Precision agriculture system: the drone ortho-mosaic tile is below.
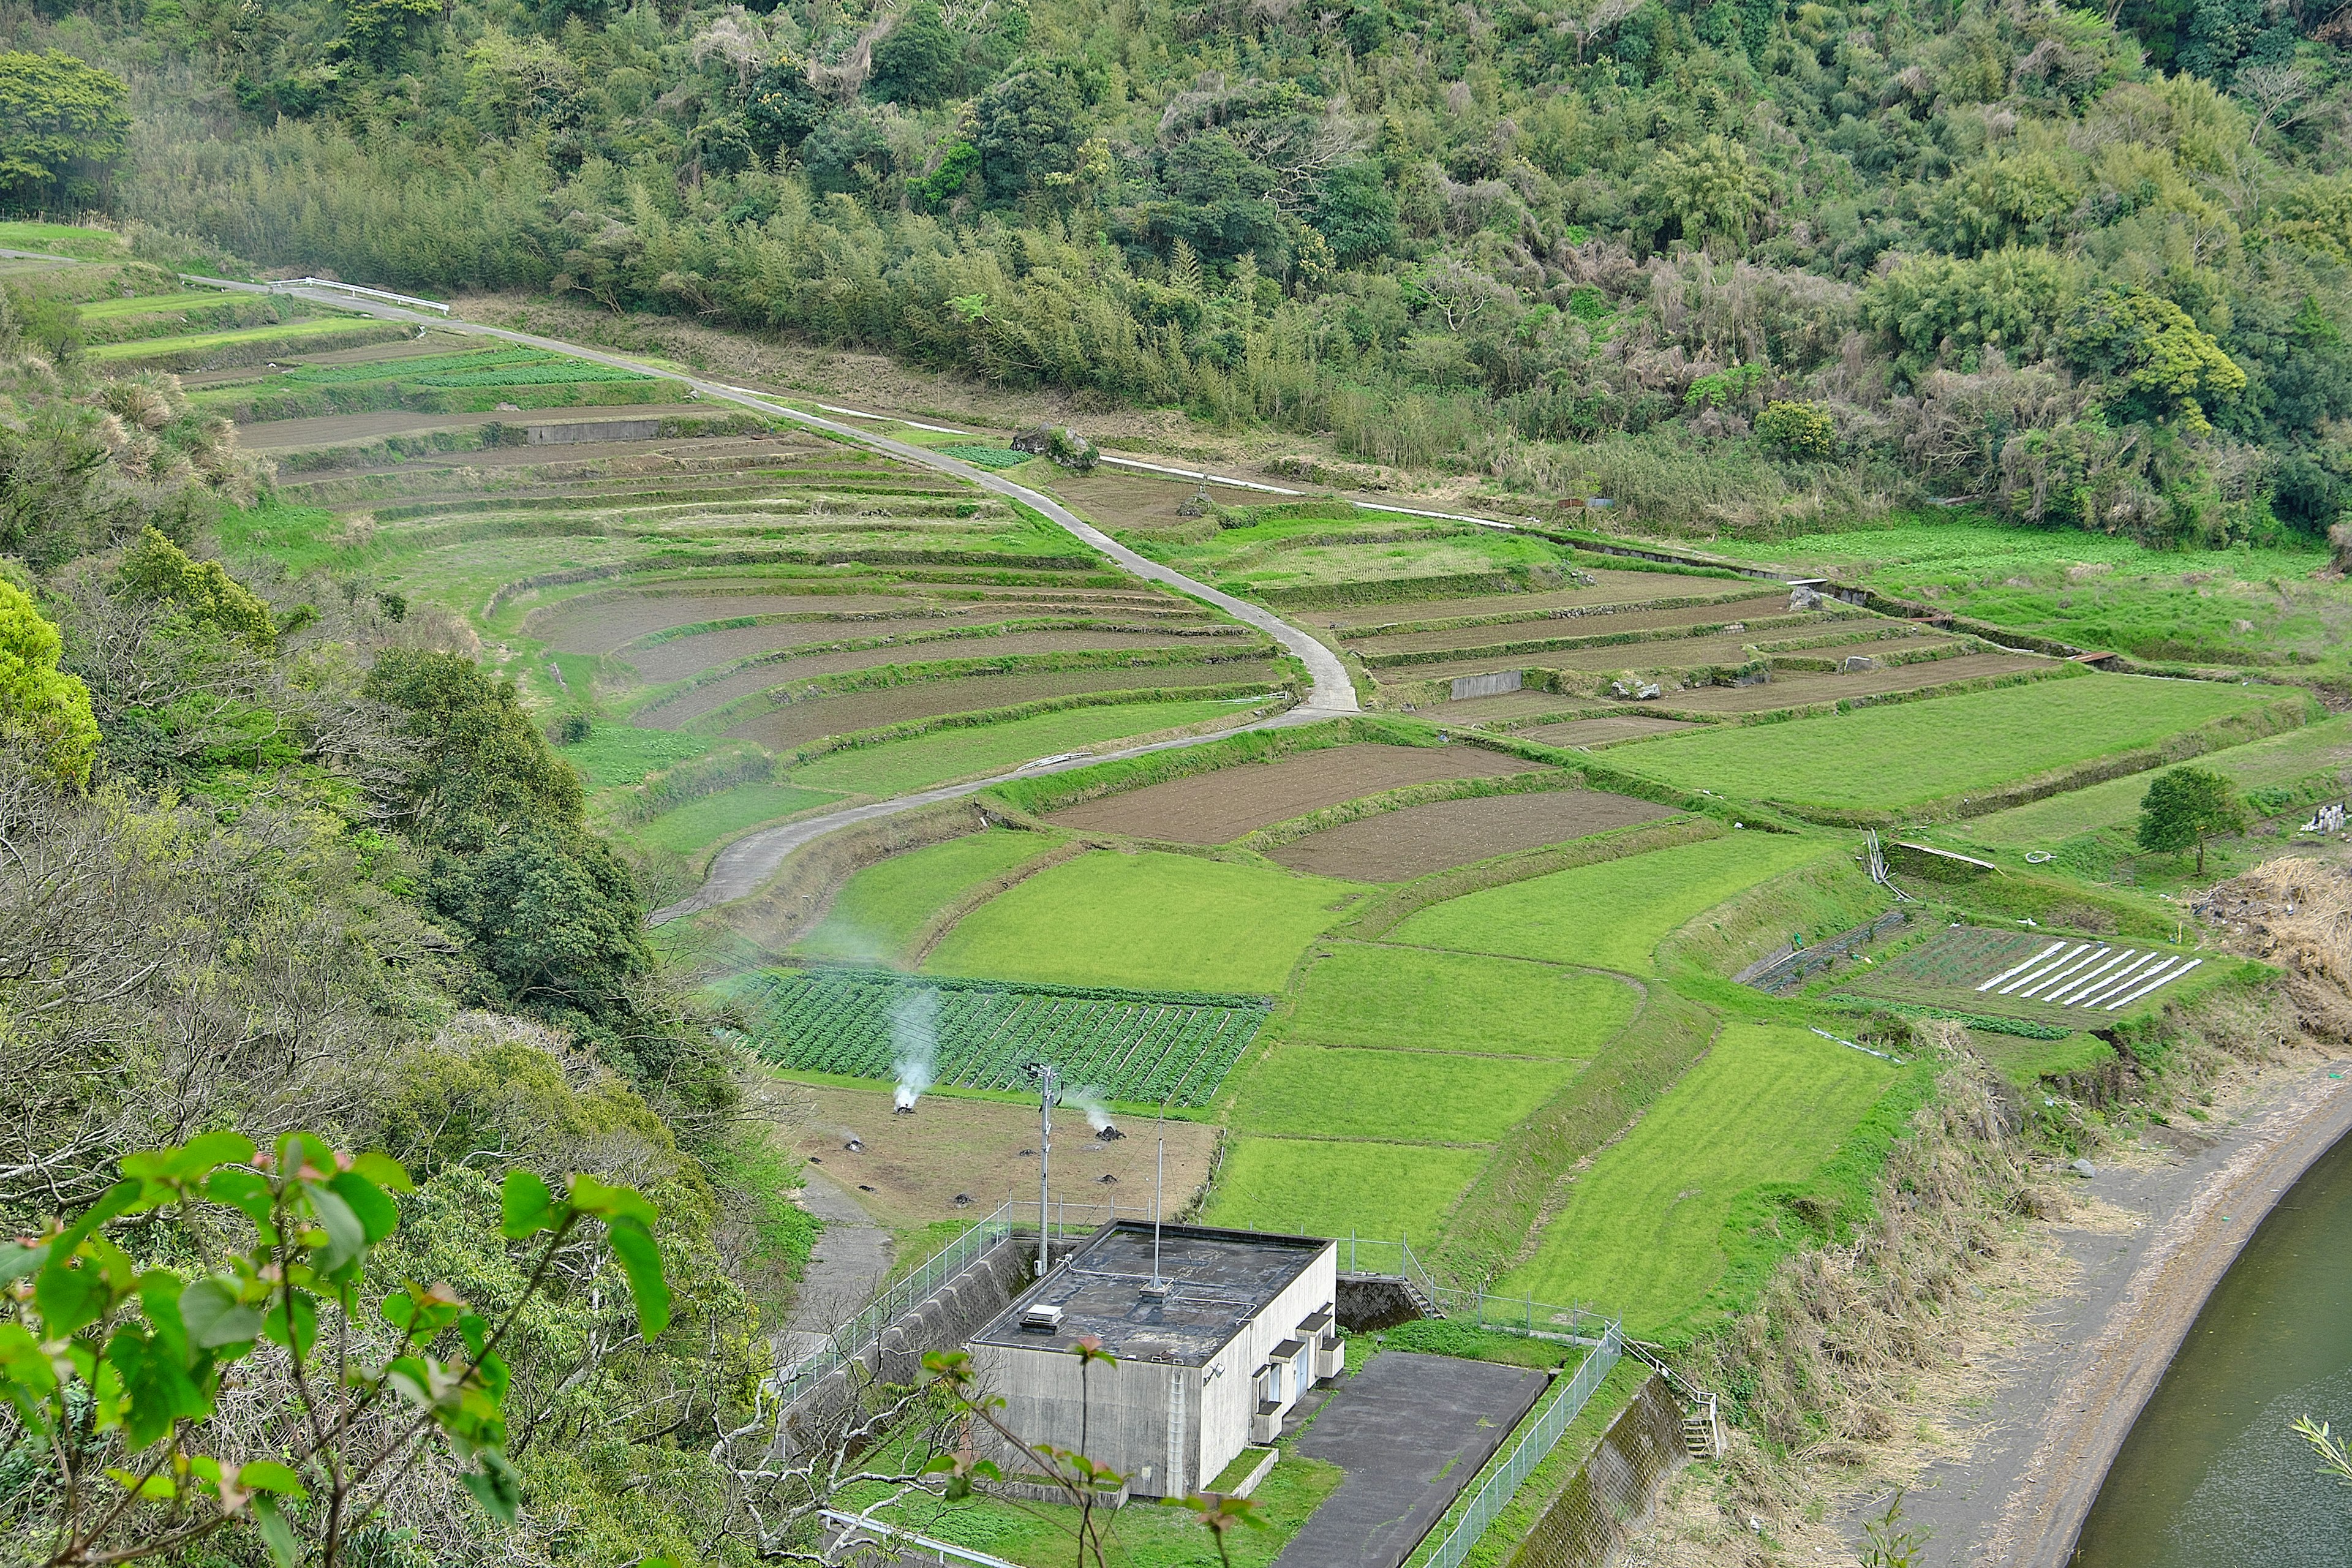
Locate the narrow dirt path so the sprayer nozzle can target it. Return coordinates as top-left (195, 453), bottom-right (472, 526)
top-left (774, 1165), bottom-right (894, 1365)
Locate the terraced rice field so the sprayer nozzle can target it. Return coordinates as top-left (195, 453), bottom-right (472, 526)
top-left (1044, 742), bottom-right (1544, 843)
top-left (745, 968), bottom-right (1270, 1106)
top-left (1831, 925), bottom-right (2227, 1026)
top-left (1316, 571), bottom-right (1759, 631)
top-left (722, 661), bottom-right (1286, 750)
top-left (1348, 594), bottom-right (1805, 663)
top-left (1605, 674), bottom-right (2297, 814)
top-left (1652, 652), bottom-right (2050, 714)
top-left (1267, 788), bottom-right (1680, 881)
top-left (1514, 715), bottom-right (1696, 747)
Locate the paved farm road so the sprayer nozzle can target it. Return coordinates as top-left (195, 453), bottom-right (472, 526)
top-left (192, 277), bottom-right (1362, 918)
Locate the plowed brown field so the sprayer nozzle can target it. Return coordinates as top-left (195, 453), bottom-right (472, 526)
top-left (1268, 788), bottom-right (1678, 881)
top-left (1044, 742), bottom-right (1545, 843)
top-left (723, 660), bottom-right (1285, 748)
top-left (1316, 571), bottom-right (1754, 630)
top-left (1539, 631), bottom-right (1960, 673)
top-left (529, 590), bottom-right (921, 652)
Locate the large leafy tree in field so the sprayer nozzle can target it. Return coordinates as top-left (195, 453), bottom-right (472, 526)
top-left (2137, 764), bottom-right (2247, 873)
top-left (0, 50), bottom-right (127, 208)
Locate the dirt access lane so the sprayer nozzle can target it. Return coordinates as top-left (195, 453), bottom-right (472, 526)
top-left (1882, 1058), bottom-right (2352, 1567)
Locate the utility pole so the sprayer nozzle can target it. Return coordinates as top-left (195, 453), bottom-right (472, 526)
top-left (1034, 1063), bottom-right (1059, 1277)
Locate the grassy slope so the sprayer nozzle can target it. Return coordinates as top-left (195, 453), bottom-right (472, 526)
top-left (1388, 833), bottom-right (1834, 973)
top-left (786, 696), bottom-right (1275, 794)
top-left (559, 725), bottom-right (711, 787)
top-left (925, 850), bottom-right (1369, 993)
top-left (1608, 675), bottom-right (2280, 811)
top-left (796, 829), bottom-right (1060, 963)
top-left (1500, 1023), bottom-right (1899, 1336)
top-left (1286, 944), bottom-right (1642, 1057)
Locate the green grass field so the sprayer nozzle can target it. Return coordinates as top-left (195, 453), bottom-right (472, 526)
top-left (797, 829), bottom-right (1060, 963)
top-left (1203, 1137), bottom-right (1488, 1240)
top-left (633, 782), bottom-right (840, 857)
top-left (786, 696), bottom-right (1276, 796)
top-left (0, 221), bottom-right (126, 258)
top-left (1956, 714), bottom-right (2352, 848)
top-left (1500, 1024), bottom-right (1899, 1335)
top-left (1609, 676), bottom-right (2286, 812)
top-left (559, 724), bottom-right (712, 787)
top-left (1389, 833), bottom-right (1833, 973)
top-left (1287, 944), bottom-right (1640, 1057)
top-left (1231, 1044), bottom-right (1580, 1143)
top-left (925, 851), bottom-right (1368, 993)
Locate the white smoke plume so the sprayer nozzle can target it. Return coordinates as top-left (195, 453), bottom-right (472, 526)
top-left (890, 987), bottom-right (941, 1110)
top-left (1068, 1085), bottom-right (1115, 1133)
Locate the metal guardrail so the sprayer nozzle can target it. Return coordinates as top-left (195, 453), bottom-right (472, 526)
top-left (1341, 1235), bottom-right (1610, 1342)
top-left (178, 273), bottom-right (452, 315)
top-left (1418, 1321), bottom-right (1624, 1568)
top-left (821, 1507), bottom-right (1022, 1567)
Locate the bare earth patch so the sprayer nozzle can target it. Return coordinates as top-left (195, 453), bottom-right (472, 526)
top-left (1267, 788), bottom-right (1678, 881)
top-left (1044, 741), bottom-right (1545, 843)
top-left (1317, 571), bottom-right (1754, 631)
top-left (1348, 594), bottom-right (1803, 658)
top-left (777, 1080), bottom-right (1218, 1229)
top-left (529, 590), bottom-right (919, 652)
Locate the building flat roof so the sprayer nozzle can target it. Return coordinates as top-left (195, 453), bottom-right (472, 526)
top-left (971, 1222), bottom-right (1332, 1367)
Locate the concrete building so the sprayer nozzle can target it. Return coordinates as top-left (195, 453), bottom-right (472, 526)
top-left (966, 1222), bottom-right (1342, 1499)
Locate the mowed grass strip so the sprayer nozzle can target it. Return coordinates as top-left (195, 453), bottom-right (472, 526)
top-left (1501, 1024), bottom-right (1898, 1335)
top-left (1204, 1137), bottom-right (1488, 1240)
top-left (633, 782), bottom-right (840, 857)
top-left (1231, 1044), bottom-right (1580, 1144)
top-left (925, 850), bottom-right (1369, 993)
top-left (1289, 945), bottom-right (1639, 1058)
top-left (797, 829), bottom-right (1060, 964)
top-left (1608, 675), bottom-right (2283, 812)
top-left (788, 696), bottom-right (1272, 796)
top-left (1389, 832), bottom-right (1834, 974)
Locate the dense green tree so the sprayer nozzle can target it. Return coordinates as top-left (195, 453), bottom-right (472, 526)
top-left (2062, 288), bottom-right (2247, 434)
top-left (974, 69), bottom-right (1082, 202)
top-left (870, 2), bottom-right (959, 106)
top-left (801, 105), bottom-right (899, 196)
top-left (745, 56), bottom-right (825, 156)
top-left (0, 50), bottom-right (127, 207)
top-left (115, 526), bottom-right (276, 651)
top-left (2137, 765), bottom-right (2247, 873)
top-left (0, 574), bottom-right (96, 789)
top-left (1313, 162), bottom-right (1399, 265)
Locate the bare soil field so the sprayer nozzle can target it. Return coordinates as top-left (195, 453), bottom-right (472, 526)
top-left (619, 613), bottom-right (1209, 684)
top-left (529, 591), bottom-right (923, 653)
top-left (1659, 652), bottom-right (2050, 713)
top-left (1515, 715), bottom-right (1699, 747)
top-left (237, 403), bottom-right (717, 450)
top-left (1268, 788), bottom-right (1679, 881)
top-left (778, 1081), bottom-right (1218, 1229)
top-left (277, 439), bottom-right (816, 481)
top-left (1317, 572), bottom-right (1757, 631)
top-left (635, 629), bottom-right (1257, 723)
top-left (1044, 742), bottom-right (1544, 843)
top-left (723, 660), bottom-right (1286, 747)
top-left (1427, 690), bottom-right (1597, 725)
top-left (1346, 594), bottom-right (1803, 659)
top-left (1048, 470), bottom-right (1295, 531)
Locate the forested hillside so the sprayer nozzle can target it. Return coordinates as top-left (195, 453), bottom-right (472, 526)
top-left (4, 0), bottom-right (2340, 540)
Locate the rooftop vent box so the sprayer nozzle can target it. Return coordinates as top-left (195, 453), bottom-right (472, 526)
top-left (1019, 1303), bottom-right (1065, 1334)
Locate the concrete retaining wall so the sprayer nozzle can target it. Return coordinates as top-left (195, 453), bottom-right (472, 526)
top-left (1451, 669), bottom-right (1524, 701)
top-left (1506, 1374), bottom-right (1687, 1568)
top-left (528, 418), bottom-right (662, 444)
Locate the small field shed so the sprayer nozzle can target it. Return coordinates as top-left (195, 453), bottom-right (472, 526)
top-left (966, 1222), bottom-right (1341, 1499)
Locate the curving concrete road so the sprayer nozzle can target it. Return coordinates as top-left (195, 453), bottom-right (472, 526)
top-left (190, 277), bottom-right (1361, 918)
